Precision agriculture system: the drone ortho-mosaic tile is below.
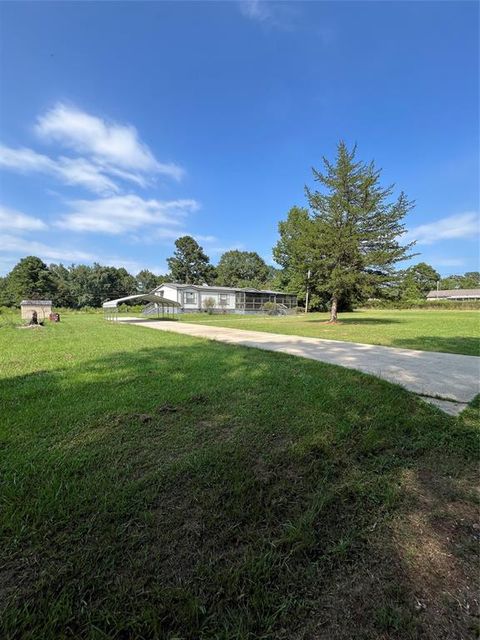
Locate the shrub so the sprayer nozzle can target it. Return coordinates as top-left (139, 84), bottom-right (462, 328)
top-left (203, 297), bottom-right (215, 314)
top-left (361, 298), bottom-right (480, 311)
top-left (262, 301), bottom-right (282, 315)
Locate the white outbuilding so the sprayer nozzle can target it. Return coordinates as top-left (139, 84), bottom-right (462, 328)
top-left (20, 300), bottom-right (53, 322)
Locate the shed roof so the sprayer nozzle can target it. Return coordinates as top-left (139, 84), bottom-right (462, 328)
top-left (102, 293), bottom-right (180, 308)
top-left (20, 300), bottom-right (52, 305)
top-left (426, 288), bottom-right (480, 299)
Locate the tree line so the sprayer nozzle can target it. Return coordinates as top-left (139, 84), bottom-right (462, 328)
top-left (1, 142), bottom-right (478, 316)
top-left (0, 245), bottom-right (280, 309)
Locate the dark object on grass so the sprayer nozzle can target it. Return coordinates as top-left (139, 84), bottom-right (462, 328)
top-left (29, 311), bottom-right (38, 325)
top-left (156, 404), bottom-right (178, 413)
top-left (134, 413), bottom-right (153, 423)
top-left (49, 313), bottom-right (60, 322)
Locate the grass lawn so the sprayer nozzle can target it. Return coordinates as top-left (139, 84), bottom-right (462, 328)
top-left (1, 314), bottom-right (479, 639)
top-left (179, 309), bottom-right (480, 356)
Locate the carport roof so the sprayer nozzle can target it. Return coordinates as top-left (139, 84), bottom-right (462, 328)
top-left (102, 294), bottom-right (180, 308)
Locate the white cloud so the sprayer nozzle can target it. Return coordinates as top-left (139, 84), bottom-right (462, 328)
top-left (0, 233), bottom-right (166, 275)
top-left (0, 205), bottom-right (47, 232)
top-left (0, 145), bottom-right (119, 195)
top-left (194, 234), bottom-right (218, 244)
top-left (55, 194), bottom-right (200, 234)
top-left (407, 212), bottom-right (479, 245)
top-left (238, 0), bottom-right (298, 29)
top-left (239, 0), bottom-right (272, 22)
top-left (35, 103), bottom-right (184, 181)
top-left (432, 258), bottom-right (466, 267)
top-left (0, 233), bottom-right (97, 263)
top-left (208, 243), bottom-right (246, 254)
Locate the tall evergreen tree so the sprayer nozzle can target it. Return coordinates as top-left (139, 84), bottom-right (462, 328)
top-left (275, 142), bottom-right (415, 321)
top-left (167, 236), bottom-right (215, 284)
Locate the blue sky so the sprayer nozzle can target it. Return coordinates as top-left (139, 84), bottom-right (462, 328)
top-left (0, 0), bottom-right (478, 277)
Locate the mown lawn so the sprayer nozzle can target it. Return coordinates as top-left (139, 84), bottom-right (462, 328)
top-left (180, 309), bottom-right (480, 356)
top-left (1, 314), bottom-right (479, 639)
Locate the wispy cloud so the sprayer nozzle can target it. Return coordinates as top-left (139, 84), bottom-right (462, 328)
top-left (35, 103), bottom-right (184, 182)
top-left (0, 233), bottom-right (161, 275)
top-left (0, 204), bottom-right (47, 232)
top-left (0, 103), bottom-right (185, 196)
top-left (55, 194), bottom-right (200, 234)
top-left (239, 0), bottom-right (271, 22)
top-left (0, 233), bottom-right (97, 263)
top-left (431, 257), bottom-right (466, 267)
top-left (238, 0), bottom-right (297, 29)
top-left (208, 243), bottom-right (246, 254)
top-left (194, 234), bottom-right (218, 244)
top-left (0, 145), bottom-right (120, 195)
top-left (407, 212), bottom-right (479, 245)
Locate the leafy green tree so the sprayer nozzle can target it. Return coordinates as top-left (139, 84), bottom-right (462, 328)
top-left (136, 270), bottom-right (166, 293)
top-left (275, 142), bottom-right (415, 321)
top-left (0, 275), bottom-right (16, 306)
top-left (273, 206), bottom-right (320, 307)
top-left (66, 264), bottom-right (136, 307)
top-left (167, 236), bottom-right (215, 284)
top-left (4, 256), bottom-right (56, 304)
top-left (440, 272), bottom-right (480, 290)
top-left (216, 250), bottom-right (270, 288)
top-left (399, 262), bottom-right (440, 299)
top-left (462, 272), bottom-right (480, 288)
top-left (49, 263), bottom-right (75, 307)
top-left (115, 268), bottom-right (137, 298)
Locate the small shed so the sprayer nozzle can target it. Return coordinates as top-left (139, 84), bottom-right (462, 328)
top-left (20, 300), bottom-right (53, 321)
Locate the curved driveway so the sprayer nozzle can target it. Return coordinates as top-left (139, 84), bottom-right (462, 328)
top-left (129, 320), bottom-right (479, 415)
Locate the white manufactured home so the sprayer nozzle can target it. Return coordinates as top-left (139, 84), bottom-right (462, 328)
top-left (152, 283), bottom-right (297, 314)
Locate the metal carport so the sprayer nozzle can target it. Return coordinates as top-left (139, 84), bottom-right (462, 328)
top-left (102, 294), bottom-right (181, 321)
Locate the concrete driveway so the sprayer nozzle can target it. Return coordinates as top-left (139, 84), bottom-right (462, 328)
top-left (128, 320), bottom-right (480, 415)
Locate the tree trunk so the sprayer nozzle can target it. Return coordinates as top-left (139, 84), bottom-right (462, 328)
top-left (329, 296), bottom-right (338, 323)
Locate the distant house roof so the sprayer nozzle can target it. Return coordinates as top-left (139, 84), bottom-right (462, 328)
top-left (426, 288), bottom-right (480, 299)
top-left (156, 283), bottom-right (296, 296)
top-left (102, 293), bottom-right (180, 308)
top-left (20, 300), bottom-right (52, 305)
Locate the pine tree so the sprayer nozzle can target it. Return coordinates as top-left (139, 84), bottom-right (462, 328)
top-left (304, 142), bottom-right (415, 321)
top-left (167, 236), bottom-right (215, 284)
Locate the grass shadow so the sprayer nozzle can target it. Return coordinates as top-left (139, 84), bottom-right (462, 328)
top-left (307, 317), bottom-right (402, 325)
top-left (1, 338), bottom-right (478, 639)
top-left (392, 336), bottom-right (480, 357)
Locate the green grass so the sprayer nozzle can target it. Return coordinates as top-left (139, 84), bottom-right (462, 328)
top-left (1, 314), bottom-right (479, 639)
top-left (179, 309), bottom-right (480, 356)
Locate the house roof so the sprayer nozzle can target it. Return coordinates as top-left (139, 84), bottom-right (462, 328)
top-left (102, 293), bottom-right (180, 308)
top-left (426, 288), bottom-right (480, 299)
top-left (20, 300), bottom-right (52, 305)
top-left (156, 283), bottom-right (296, 296)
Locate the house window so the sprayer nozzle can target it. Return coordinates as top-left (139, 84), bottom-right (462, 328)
top-left (219, 294), bottom-right (228, 302)
top-left (185, 291), bottom-right (196, 304)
